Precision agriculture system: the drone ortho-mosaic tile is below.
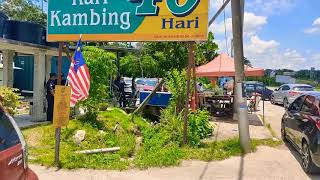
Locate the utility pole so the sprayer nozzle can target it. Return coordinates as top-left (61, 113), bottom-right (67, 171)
top-left (231, 0), bottom-right (250, 153)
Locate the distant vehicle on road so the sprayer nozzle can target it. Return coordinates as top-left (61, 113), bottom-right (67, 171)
top-left (0, 105), bottom-right (38, 180)
top-left (271, 84), bottom-right (314, 107)
top-left (245, 81), bottom-right (273, 100)
top-left (143, 79), bottom-right (159, 91)
top-left (135, 78), bottom-right (146, 92)
top-left (281, 92), bottom-right (320, 173)
top-left (123, 77), bottom-right (132, 94)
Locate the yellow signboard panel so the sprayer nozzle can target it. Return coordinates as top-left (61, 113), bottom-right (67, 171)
top-left (47, 0), bottom-right (208, 42)
top-left (53, 86), bottom-right (71, 128)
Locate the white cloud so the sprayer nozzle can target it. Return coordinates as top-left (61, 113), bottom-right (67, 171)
top-left (246, 36), bottom-right (279, 54)
top-left (244, 36), bottom-right (309, 70)
top-left (304, 17), bottom-right (320, 34)
top-left (313, 18), bottom-right (320, 26)
top-left (209, 0), bottom-right (231, 14)
top-left (210, 12), bottom-right (267, 37)
top-left (312, 53), bottom-right (320, 61)
top-left (246, 0), bottom-right (297, 15)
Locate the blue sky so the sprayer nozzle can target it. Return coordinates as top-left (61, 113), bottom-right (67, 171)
top-left (36, 0), bottom-right (319, 70)
top-left (210, 0), bottom-right (320, 70)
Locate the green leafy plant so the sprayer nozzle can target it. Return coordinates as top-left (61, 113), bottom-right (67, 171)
top-left (81, 46), bottom-right (117, 112)
top-left (195, 32), bottom-right (219, 66)
top-left (165, 69), bottom-right (188, 114)
top-left (0, 87), bottom-right (21, 115)
top-left (188, 110), bottom-right (213, 146)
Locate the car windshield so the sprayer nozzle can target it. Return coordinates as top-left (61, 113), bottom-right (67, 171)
top-left (145, 80), bottom-right (157, 86)
top-left (293, 86), bottom-right (314, 91)
top-left (136, 80), bottom-right (145, 85)
top-left (0, 112), bottom-right (20, 151)
top-left (246, 84), bottom-right (255, 90)
top-left (124, 80), bottom-right (131, 84)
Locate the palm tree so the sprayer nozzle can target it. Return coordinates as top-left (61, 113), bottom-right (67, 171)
top-left (243, 57), bottom-right (253, 67)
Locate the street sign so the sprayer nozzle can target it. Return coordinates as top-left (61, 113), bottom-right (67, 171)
top-left (47, 0), bottom-right (208, 42)
top-left (53, 85), bottom-right (71, 128)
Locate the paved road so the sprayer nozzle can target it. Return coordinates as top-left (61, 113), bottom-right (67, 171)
top-left (30, 101), bottom-right (320, 180)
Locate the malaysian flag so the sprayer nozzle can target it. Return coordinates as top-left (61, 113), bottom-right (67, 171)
top-left (67, 39), bottom-right (90, 107)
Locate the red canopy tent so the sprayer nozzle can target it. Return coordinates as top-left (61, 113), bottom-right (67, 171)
top-left (196, 53), bottom-right (264, 77)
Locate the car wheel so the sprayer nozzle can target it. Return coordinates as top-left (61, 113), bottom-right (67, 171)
top-left (283, 98), bottom-right (289, 108)
top-left (301, 141), bottom-right (319, 174)
top-left (281, 121), bottom-right (287, 142)
top-left (271, 96), bottom-right (276, 104)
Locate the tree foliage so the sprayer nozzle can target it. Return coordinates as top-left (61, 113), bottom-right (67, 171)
top-left (81, 46), bottom-right (117, 111)
top-left (0, 0), bottom-right (47, 26)
top-left (143, 42), bottom-right (189, 77)
top-left (0, 87), bottom-right (21, 115)
top-left (165, 69), bottom-right (188, 113)
top-left (243, 57), bottom-right (252, 67)
top-left (195, 32), bottom-right (218, 66)
top-left (120, 33), bottom-right (219, 78)
top-left (120, 54), bottom-right (158, 78)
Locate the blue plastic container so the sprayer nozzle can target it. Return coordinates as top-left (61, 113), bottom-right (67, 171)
top-left (140, 91), bottom-right (172, 107)
top-left (3, 20), bottom-right (45, 45)
top-left (42, 29), bottom-right (59, 47)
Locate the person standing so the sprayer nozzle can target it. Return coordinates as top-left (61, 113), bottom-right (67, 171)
top-left (119, 77), bottom-right (126, 107)
top-left (223, 79), bottom-right (228, 95)
top-left (131, 77), bottom-right (137, 106)
top-left (55, 73), bottom-right (67, 86)
top-left (46, 73), bottom-right (56, 122)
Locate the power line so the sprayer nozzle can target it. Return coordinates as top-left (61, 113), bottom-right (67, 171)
top-left (208, 0), bottom-right (231, 27)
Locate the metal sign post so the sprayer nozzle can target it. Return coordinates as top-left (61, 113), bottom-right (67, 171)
top-left (184, 42), bottom-right (195, 145)
top-left (54, 42), bottom-right (63, 166)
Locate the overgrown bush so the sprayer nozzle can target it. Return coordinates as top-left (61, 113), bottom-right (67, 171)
top-left (81, 46), bottom-right (117, 112)
top-left (188, 110), bottom-right (213, 146)
top-left (0, 87), bottom-right (21, 115)
top-left (159, 107), bottom-right (213, 147)
top-left (165, 69), bottom-right (188, 114)
top-left (162, 69), bottom-right (213, 146)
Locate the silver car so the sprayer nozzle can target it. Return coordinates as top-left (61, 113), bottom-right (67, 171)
top-left (271, 84), bottom-right (314, 107)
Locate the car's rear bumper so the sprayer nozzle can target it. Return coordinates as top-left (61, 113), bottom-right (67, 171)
top-left (25, 168), bottom-right (39, 180)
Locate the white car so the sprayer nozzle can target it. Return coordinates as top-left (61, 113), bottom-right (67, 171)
top-left (271, 84), bottom-right (314, 107)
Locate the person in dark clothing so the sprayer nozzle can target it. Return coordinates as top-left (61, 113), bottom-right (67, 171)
top-left (113, 76), bottom-right (121, 91)
top-left (61, 73), bottom-right (67, 85)
top-left (131, 77), bottom-right (137, 106)
top-left (119, 77), bottom-right (126, 107)
top-left (46, 73), bottom-right (56, 122)
top-left (55, 73), bottom-right (67, 85)
top-left (223, 79), bottom-right (228, 95)
top-left (131, 77), bottom-right (137, 98)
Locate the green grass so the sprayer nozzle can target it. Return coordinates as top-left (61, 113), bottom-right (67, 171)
top-left (316, 89), bottom-right (320, 92)
top-left (183, 138), bottom-right (282, 162)
top-left (23, 108), bottom-right (148, 170)
top-left (23, 109), bottom-right (282, 170)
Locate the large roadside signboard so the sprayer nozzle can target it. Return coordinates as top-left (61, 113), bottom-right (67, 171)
top-left (47, 0), bottom-right (208, 42)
